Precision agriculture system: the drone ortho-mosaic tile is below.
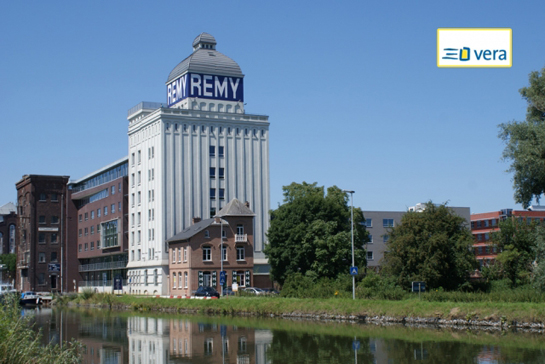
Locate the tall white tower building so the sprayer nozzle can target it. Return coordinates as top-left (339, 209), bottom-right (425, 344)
top-left (126, 33), bottom-right (270, 295)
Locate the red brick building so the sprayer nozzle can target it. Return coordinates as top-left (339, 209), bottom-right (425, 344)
top-left (166, 199), bottom-right (254, 296)
top-left (471, 207), bottom-right (545, 270)
top-left (0, 202), bottom-right (17, 283)
top-left (15, 175), bottom-right (78, 292)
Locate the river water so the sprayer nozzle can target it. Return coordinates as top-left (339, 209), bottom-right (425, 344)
top-left (29, 307), bottom-right (545, 364)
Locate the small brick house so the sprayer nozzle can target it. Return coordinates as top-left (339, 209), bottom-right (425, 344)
top-left (166, 199), bottom-right (254, 296)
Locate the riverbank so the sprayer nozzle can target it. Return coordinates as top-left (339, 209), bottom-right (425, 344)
top-left (62, 294), bottom-right (545, 331)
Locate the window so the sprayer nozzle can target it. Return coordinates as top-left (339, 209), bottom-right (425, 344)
top-left (84, 228), bottom-right (88, 236)
top-left (138, 249), bottom-right (141, 261)
top-left (97, 240), bottom-right (101, 249)
top-left (85, 243), bottom-right (88, 251)
top-left (203, 246), bottom-right (211, 261)
top-left (111, 204), bottom-right (115, 213)
top-left (236, 246), bottom-right (245, 260)
top-left (91, 211), bottom-right (95, 219)
top-left (222, 246), bottom-right (227, 261)
top-left (111, 186), bottom-right (115, 195)
top-left (219, 188), bottom-right (225, 200)
top-left (210, 188), bottom-right (216, 200)
top-left (51, 233), bottom-right (57, 244)
top-left (383, 235), bottom-right (389, 243)
top-left (138, 192), bottom-right (141, 205)
top-left (184, 272), bottom-right (188, 288)
top-left (484, 220), bottom-right (489, 227)
top-left (39, 233), bottom-right (45, 244)
top-left (204, 230), bottom-right (210, 238)
top-left (131, 250), bottom-right (134, 261)
top-left (485, 233), bottom-right (490, 241)
top-left (138, 171), bottom-right (141, 185)
top-left (210, 167), bottom-right (216, 178)
top-left (91, 241), bottom-right (94, 250)
top-left (119, 182), bottom-right (121, 193)
top-left (154, 269), bottom-right (158, 285)
top-left (477, 221), bottom-right (482, 228)
top-left (78, 229), bottom-right (82, 237)
top-left (219, 168), bottom-right (224, 179)
top-left (39, 193), bottom-right (46, 201)
top-left (237, 225), bottom-right (244, 235)
top-left (367, 251), bottom-right (374, 260)
top-left (39, 253), bottom-right (46, 263)
top-left (51, 193), bottom-right (58, 201)
top-left (219, 146), bottom-right (224, 157)
top-left (97, 208), bottom-right (101, 217)
top-left (491, 219), bottom-right (497, 226)
top-left (368, 235), bottom-right (373, 243)
top-left (104, 206), bottom-right (108, 216)
top-left (102, 220), bottom-right (119, 248)
top-left (91, 226), bottom-right (94, 235)
top-left (209, 146), bottom-right (215, 156)
top-left (138, 212), bottom-right (141, 225)
top-left (39, 215), bottom-right (46, 224)
top-left (210, 207), bottom-right (216, 217)
top-left (79, 214), bottom-right (82, 222)
top-left (138, 150), bottom-right (141, 164)
top-left (383, 219), bottom-right (394, 228)
top-left (79, 244), bottom-right (82, 253)
top-left (183, 247), bottom-right (187, 262)
top-left (85, 212), bottom-right (88, 221)
top-left (173, 273), bottom-right (177, 289)
top-left (131, 153), bottom-right (135, 166)
top-left (131, 173), bottom-right (135, 187)
top-left (363, 219), bottom-right (372, 228)
top-left (38, 274), bottom-right (45, 285)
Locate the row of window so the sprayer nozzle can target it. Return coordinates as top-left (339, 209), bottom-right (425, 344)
top-left (79, 203), bottom-right (120, 223)
top-left (210, 167), bottom-right (224, 178)
top-left (131, 169), bottom-right (155, 187)
top-left (362, 219), bottom-right (395, 228)
top-left (38, 252), bottom-right (58, 263)
top-left (210, 188), bottom-right (225, 200)
top-left (475, 233), bottom-right (490, 241)
top-left (474, 245), bottom-right (498, 255)
top-left (38, 215), bottom-right (59, 224)
top-left (471, 219), bottom-right (498, 229)
top-left (38, 233), bottom-right (58, 244)
top-left (128, 268), bottom-right (159, 286)
top-left (71, 165), bottom-right (127, 193)
top-left (79, 241), bottom-right (100, 252)
top-left (80, 224), bottom-right (101, 237)
top-left (131, 147), bottom-right (155, 167)
top-left (165, 123), bottom-right (266, 138)
top-left (38, 193), bottom-right (59, 202)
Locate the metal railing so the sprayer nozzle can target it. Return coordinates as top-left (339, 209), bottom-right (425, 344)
top-left (128, 102), bottom-right (163, 117)
top-left (235, 234), bottom-right (247, 242)
top-left (78, 279), bottom-right (128, 288)
top-left (79, 260), bottom-right (127, 272)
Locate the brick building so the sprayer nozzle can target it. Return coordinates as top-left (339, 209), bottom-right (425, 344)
top-left (165, 198), bottom-right (257, 297)
top-left (471, 206), bottom-right (545, 269)
top-left (15, 175), bottom-right (78, 292)
top-left (0, 202), bottom-right (17, 255)
top-left (68, 157), bottom-right (129, 292)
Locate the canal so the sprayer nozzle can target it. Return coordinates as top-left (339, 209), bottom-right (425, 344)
top-left (30, 307), bottom-right (545, 363)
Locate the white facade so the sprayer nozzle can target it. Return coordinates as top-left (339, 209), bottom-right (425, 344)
top-left (126, 34), bottom-right (270, 295)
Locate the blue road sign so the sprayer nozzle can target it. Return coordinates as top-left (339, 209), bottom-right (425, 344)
top-left (352, 340), bottom-right (360, 351)
top-left (350, 266), bottom-right (358, 276)
top-left (219, 271), bottom-right (226, 285)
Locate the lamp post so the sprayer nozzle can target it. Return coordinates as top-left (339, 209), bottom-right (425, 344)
top-left (343, 190), bottom-right (355, 300)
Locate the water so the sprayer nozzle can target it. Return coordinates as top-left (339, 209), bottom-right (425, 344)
top-left (29, 307), bottom-right (545, 363)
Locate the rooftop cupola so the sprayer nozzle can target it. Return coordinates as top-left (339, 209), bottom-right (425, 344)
top-left (192, 32), bottom-right (217, 51)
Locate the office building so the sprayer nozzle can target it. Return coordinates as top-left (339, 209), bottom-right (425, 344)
top-left (126, 33), bottom-right (270, 295)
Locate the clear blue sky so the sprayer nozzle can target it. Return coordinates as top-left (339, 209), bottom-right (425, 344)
top-left (1, 1), bottom-right (543, 214)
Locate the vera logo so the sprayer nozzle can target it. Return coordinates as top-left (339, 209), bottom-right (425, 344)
top-left (437, 29), bottom-right (512, 68)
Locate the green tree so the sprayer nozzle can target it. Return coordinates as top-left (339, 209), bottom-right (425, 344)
top-left (0, 254), bottom-right (16, 280)
top-left (382, 202), bottom-right (477, 290)
top-left (264, 182), bottom-right (367, 285)
top-left (490, 217), bottom-right (537, 287)
top-left (499, 66), bottom-right (545, 208)
top-left (533, 225), bottom-right (545, 291)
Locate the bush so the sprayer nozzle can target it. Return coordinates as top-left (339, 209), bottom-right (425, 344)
top-left (356, 272), bottom-right (407, 300)
top-left (80, 289), bottom-right (95, 301)
top-left (280, 273), bottom-right (352, 299)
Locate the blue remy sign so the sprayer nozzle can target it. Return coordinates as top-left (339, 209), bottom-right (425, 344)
top-left (167, 73), bottom-right (244, 107)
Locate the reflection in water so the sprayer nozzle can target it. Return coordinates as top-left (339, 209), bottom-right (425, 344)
top-left (30, 308), bottom-right (545, 364)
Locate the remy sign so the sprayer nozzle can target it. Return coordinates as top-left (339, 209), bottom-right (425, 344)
top-left (167, 73), bottom-right (244, 107)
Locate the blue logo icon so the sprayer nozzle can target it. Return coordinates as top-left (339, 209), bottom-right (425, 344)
top-left (442, 47), bottom-right (470, 61)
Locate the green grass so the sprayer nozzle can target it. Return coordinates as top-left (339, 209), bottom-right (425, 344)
top-left (64, 293), bottom-right (545, 324)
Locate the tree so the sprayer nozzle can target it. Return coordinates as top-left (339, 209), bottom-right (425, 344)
top-left (264, 182), bottom-right (367, 285)
top-left (499, 67), bottom-right (545, 208)
top-left (0, 254), bottom-right (16, 281)
top-left (533, 225), bottom-right (545, 292)
top-left (382, 202), bottom-right (477, 290)
top-left (489, 217), bottom-right (537, 287)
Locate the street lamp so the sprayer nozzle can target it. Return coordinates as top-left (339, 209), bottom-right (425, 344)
top-left (343, 190), bottom-right (355, 300)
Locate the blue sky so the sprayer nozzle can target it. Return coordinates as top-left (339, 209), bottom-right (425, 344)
top-left (1, 1), bottom-right (543, 214)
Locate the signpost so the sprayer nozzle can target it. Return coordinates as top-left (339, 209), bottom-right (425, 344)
top-left (219, 271), bottom-right (226, 286)
top-left (350, 267), bottom-right (358, 276)
top-left (412, 281), bottom-right (426, 300)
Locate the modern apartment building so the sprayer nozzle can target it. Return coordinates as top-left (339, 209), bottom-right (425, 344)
top-left (126, 33), bottom-right (270, 295)
top-left (68, 157), bottom-right (129, 292)
top-left (363, 203), bottom-right (470, 269)
top-left (470, 206), bottom-right (545, 269)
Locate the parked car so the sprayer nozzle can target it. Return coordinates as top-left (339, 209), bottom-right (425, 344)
top-left (262, 288), bottom-right (280, 295)
top-left (242, 287), bottom-right (266, 295)
top-left (194, 286), bottom-right (220, 298)
top-left (222, 288), bottom-right (235, 296)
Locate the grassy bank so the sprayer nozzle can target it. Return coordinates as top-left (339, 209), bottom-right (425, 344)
top-left (62, 293), bottom-right (545, 325)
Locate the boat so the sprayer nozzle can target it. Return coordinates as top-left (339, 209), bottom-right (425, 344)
top-left (19, 291), bottom-right (42, 306)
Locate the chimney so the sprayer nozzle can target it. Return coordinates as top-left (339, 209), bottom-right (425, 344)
top-left (214, 217), bottom-right (221, 223)
top-left (245, 201), bottom-right (250, 208)
top-left (192, 217), bottom-right (201, 224)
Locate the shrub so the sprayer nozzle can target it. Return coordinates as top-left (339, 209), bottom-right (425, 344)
top-left (356, 272), bottom-right (407, 300)
top-left (80, 289), bottom-right (95, 301)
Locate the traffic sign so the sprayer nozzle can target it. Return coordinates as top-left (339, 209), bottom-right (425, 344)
top-left (352, 340), bottom-right (360, 351)
top-left (350, 266), bottom-right (358, 276)
top-left (219, 271), bottom-right (226, 285)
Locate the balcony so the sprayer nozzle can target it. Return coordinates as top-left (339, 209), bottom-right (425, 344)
top-left (79, 260), bottom-right (128, 272)
top-left (235, 234), bottom-right (247, 243)
top-left (17, 260), bottom-right (29, 269)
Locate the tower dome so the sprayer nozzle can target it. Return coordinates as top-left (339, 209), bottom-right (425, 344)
top-left (166, 33), bottom-right (244, 84)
